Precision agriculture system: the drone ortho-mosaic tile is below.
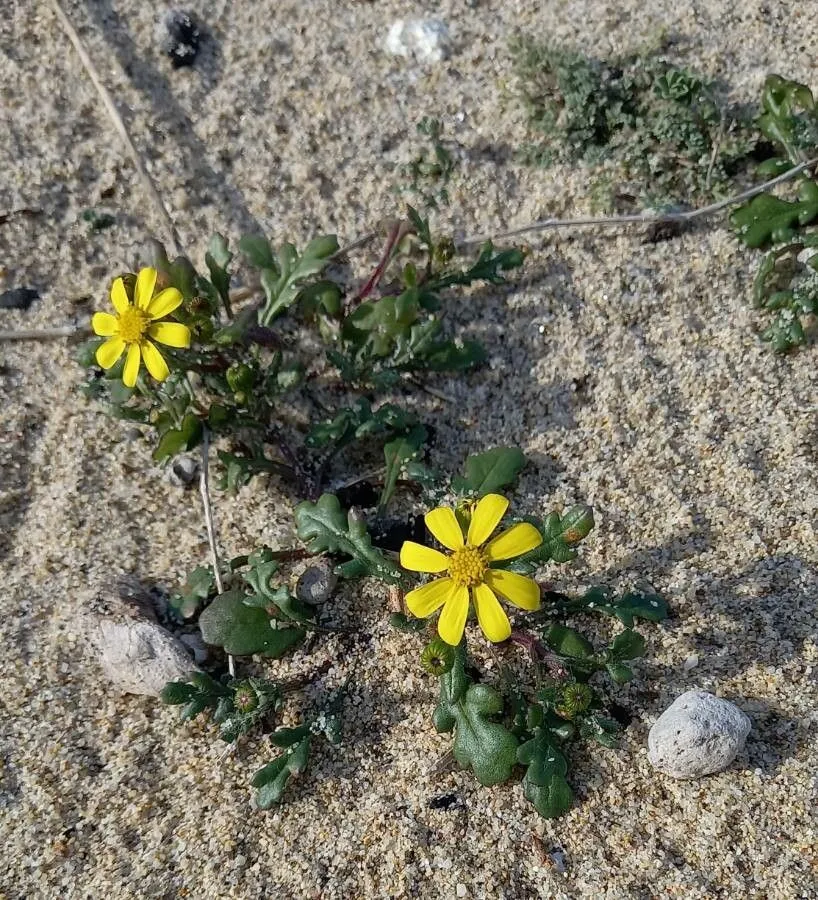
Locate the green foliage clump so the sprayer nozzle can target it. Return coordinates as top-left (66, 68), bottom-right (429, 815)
top-left (78, 210), bottom-right (524, 497)
top-left (510, 36), bottom-right (755, 206)
top-left (730, 75), bottom-right (818, 350)
top-left (157, 446), bottom-right (665, 818)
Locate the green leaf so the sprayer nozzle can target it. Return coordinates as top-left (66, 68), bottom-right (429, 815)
top-left (610, 629), bottom-right (646, 660)
top-left (605, 662), bottom-right (634, 684)
top-left (198, 591), bottom-right (305, 657)
top-left (294, 494), bottom-right (403, 583)
top-left (517, 728), bottom-right (573, 819)
top-left (545, 624), bottom-right (595, 659)
top-left (388, 612), bottom-right (427, 633)
top-left (543, 585), bottom-right (667, 626)
top-left (730, 180), bottom-right (818, 248)
top-left (433, 644), bottom-right (518, 786)
top-left (379, 425), bottom-right (427, 509)
top-left (612, 591), bottom-right (668, 627)
top-left (242, 549), bottom-right (316, 625)
top-left (430, 241), bottom-right (525, 291)
top-left (252, 736), bottom-right (312, 808)
top-left (152, 414), bottom-right (203, 462)
top-left (461, 447), bottom-right (526, 497)
top-left (205, 233), bottom-right (234, 316)
top-left (239, 234), bottom-right (278, 270)
top-left (305, 399), bottom-right (418, 449)
top-left (257, 235), bottom-right (339, 325)
top-left (161, 671), bottom-right (230, 722)
top-left (579, 714), bottom-right (620, 748)
top-left (505, 505), bottom-right (594, 574)
top-left (169, 565), bottom-right (215, 619)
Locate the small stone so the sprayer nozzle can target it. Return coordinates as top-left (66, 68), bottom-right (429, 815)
top-left (456, 885), bottom-right (468, 898)
top-left (385, 19), bottom-right (451, 63)
top-left (166, 454), bottom-right (199, 487)
top-left (179, 632), bottom-right (209, 664)
top-left (0, 287), bottom-right (39, 310)
top-left (683, 653), bottom-right (699, 671)
top-left (156, 9), bottom-right (201, 68)
top-left (96, 619), bottom-right (200, 696)
top-left (648, 690), bottom-right (751, 779)
top-left (296, 561), bottom-right (338, 605)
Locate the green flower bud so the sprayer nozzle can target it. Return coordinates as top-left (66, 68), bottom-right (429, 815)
top-left (556, 682), bottom-right (593, 719)
top-left (420, 638), bottom-right (455, 676)
top-left (233, 681), bottom-right (259, 714)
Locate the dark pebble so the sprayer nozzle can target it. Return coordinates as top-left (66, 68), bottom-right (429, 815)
top-left (159, 9), bottom-right (200, 68)
top-left (0, 287), bottom-right (39, 310)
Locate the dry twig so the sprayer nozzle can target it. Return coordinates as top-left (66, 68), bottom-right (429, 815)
top-left (49, 0), bottom-right (182, 257)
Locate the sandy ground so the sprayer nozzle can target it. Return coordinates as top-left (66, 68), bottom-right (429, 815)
top-left (2, 1), bottom-right (818, 898)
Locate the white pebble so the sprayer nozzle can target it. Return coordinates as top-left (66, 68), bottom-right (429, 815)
top-left (648, 690), bottom-right (751, 779)
top-left (385, 19), bottom-right (451, 63)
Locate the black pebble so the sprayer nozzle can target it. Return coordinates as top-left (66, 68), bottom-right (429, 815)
top-left (0, 287), bottom-right (39, 310)
top-left (160, 9), bottom-right (200, 68)
top-left (607, 701), bottom-right (633, 728)
top-left (428, 793), bottom-right (460, 810)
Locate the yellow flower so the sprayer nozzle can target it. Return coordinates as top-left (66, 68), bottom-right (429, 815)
top-left (400, 494), bottom-right (543, 646)
top-left (91, 267), bottom-right (191, 388)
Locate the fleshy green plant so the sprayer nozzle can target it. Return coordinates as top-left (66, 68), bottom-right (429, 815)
top-left (161, 447), bottom-right (666, 816)
top-left (78, 211), bottom-right (524, 497)
top-left (730, 75), bottom-right (818, 350)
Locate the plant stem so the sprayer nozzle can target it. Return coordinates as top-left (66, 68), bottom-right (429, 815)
top-left (199, 427), bottom-right (233, 677)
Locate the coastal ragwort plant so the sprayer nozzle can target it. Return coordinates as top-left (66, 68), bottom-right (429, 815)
top-left (78, 147), bottom-right (667, 818)
top-left (158, 443), bottom-right (666, 816)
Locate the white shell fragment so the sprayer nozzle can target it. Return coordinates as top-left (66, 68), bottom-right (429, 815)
top-left (648, 690), bottom-right (751, 779)
top-left (385, 19), bottom-right (451, 63)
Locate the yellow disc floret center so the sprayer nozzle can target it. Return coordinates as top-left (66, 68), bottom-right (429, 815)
top-left (448, 545), bottom-right (487, 588)
top-left (117, 306), bottom-right (150, 343)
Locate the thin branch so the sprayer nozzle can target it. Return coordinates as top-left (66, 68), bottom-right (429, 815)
top-left (349, 220), bottom-right (407, 305)
top-left (460, 157), bottom-right (818, 246)
top-left (0, 207), bottom-right (41, 225)
top-left (199, 427), bottom-right (233, 676)
top-left (0, 326), bottom-right (89, 341)
top-left (4, 158), bottom-right (816, 344)
top-left (49, 0), bottom-right (182, 257)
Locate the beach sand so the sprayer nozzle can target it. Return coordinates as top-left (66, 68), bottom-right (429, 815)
top-left (1, 1), bottom-right (817, 897)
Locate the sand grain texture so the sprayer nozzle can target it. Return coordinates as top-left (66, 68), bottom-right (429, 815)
top-left (1, 1), bottom-right (817, 898)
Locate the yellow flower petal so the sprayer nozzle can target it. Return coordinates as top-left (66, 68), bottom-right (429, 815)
top-left (472, 582), bottom-right (511, 642)
top-left (405, 577), bottom-right (455, 618)
top-left (400, 541), bottom-right (450, 573)
top-left (140, 339), bottom-right (170, 382)
top-left (91, 312), bottom-right (119, 337)
top-left (437, 584), bottom-right (470, 646)
top-left (122, 343), bottom-right (142, 388)
top-left (134, 267), bottom-right (157, 310)
top-left (425, 507), bottom-right (464, 551)
top-left (95, 336), bottom-right (125, 369)
top-left (468, 493), bottom-right (509, 547)
top-left (147, 287), bottom-right (183, 320)
top-left (484, 569), bottom-right (541, 611)
top-left (110, 277), bottom-right (130, 315)
top-left (484, 522), bottom-right (543, 562)
top-left (148, 321), bottom-right (190, 348)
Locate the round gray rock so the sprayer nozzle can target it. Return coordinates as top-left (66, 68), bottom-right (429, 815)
top-left (296, 561), bottom-right (338, 606)
top-left (648, 689), bottom-right (751, 779)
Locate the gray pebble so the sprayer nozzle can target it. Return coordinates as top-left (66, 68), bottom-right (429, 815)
top-left (95, 619), bottom-right (200, 696)
top-left (648, 689), bottom-right (751, 779)
top-left (166, 454), bottom-right (199, 487)
top-left (296, 561), bottom-right (338, 605)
